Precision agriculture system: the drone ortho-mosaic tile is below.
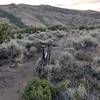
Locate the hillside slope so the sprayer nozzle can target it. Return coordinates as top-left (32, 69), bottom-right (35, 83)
top-left (0, 4), bottom-right (100, 28)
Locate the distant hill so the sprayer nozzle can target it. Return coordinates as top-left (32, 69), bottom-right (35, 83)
top-left (0, 3), bottom-right (100, 28)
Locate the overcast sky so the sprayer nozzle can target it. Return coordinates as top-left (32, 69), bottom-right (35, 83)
top-left (0, 0), bottom-right (100, 11)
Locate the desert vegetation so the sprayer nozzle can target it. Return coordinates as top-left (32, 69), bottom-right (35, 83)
top-left (0, 20), bottom-right (100, 100)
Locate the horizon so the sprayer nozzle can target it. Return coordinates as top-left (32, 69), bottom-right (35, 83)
top-left (0, 3), bottom-right (100, 12)
top-left (0, 0), bottom-right (100, 11)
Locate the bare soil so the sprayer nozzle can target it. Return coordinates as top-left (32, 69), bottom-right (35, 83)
top-left (0, 60), bottom-right (35, 100)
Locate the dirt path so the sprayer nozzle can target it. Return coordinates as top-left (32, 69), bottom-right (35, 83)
top-left (0, 60), bottom-right (35, 100)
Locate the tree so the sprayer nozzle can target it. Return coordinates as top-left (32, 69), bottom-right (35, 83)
top-left (0, 22), bottom-right (11, 43)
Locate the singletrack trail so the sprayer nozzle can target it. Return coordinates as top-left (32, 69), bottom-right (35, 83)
top-left (0, 60), bottom-right (35, 100)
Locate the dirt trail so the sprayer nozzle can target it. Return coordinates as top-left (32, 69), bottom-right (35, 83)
top-left (0, 60), bottom-right (35, 100)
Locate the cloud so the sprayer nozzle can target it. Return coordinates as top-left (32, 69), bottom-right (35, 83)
top-left (65, 2), bottom-right (100, 11)
top-left (56, 0), bottom-right (100, 11)
top-left (71, 0), bottom-right (100, 5)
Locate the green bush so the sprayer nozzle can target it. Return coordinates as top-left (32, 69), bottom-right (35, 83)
top-left (17, 33), bottom-right (23, 39)
top-left (21, 77), bottom-right (69, 100)
top-left (21, 27), bottom-right (47, 34)
top-left (78, 25), bottom-right (96, 30)
top-left (78, 26), bottom-right (87, 30)
top-left (48, 25), bottom-right (67, 31)
top-left (0, 22), bottom-right (11, 43)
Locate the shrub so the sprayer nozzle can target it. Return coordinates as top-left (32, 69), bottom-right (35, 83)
top-left (72, 84), bottom-right (86, 100)
top-left (81, 36), bottom-right (98, 49)
top-left (0, 40), bottom-right (22, 64)
top-left (93, 56), bottom-right (100, 66)
top-left (73, 35), bottom-right (98, 50)
top-left (21, 77), bottom-right (69, 100)
top-left (78, 26), bottom-right (95, 30)
top-left (78, 26), bottom-right (87, 30)
top-left (48, 25), bottom-right (67, 31)
top-left (74, 50), bottom-right (93, 62)
top-left (16, 33), bottom-right (23, 39)
top-left (0, 22), bottom-right (11, 43)
top-left (83, 76), bottom-right (100, 92)
top-left (21, 27), bottom-right (47, 34)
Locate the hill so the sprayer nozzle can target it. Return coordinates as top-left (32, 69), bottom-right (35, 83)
top-left (0, 4), bottom-right (100, 28)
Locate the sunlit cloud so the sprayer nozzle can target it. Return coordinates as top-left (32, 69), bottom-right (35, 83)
top-left (55, 0), bottom-right (100, 11)
top-left (71, 0), bottom-right (100, 5)
top-left (66, 2), bottom-right (100, 11)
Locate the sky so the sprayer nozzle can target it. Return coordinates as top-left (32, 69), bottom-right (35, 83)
top-left (0, 0), bottom-right (100, 11)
